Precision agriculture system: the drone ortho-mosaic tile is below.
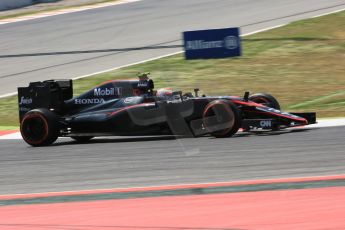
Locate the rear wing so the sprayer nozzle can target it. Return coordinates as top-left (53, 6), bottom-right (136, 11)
top-left (18, 80), bottom-right (73, 122)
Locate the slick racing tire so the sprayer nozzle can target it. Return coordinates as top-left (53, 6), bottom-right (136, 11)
top-left (71, 136), bottom-right (94, 143)
top-left (203, 100), bottom-right (241, 138)
top-left (249, 93), bottom-right (281, 110)
top-left (20, 108), bottom-right (59, 147)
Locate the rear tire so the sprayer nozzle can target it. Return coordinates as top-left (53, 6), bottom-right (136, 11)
top-left (203, 100), bottom-right (241, 138)
top-left (71, 136), bottom-right (94, 143)
top-left (20, 109), bottom-right (59, 147)
top-left (249, 93), bottom-right (281, 110)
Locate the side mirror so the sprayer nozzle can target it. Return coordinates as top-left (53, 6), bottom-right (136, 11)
top-left (194, 88), bottom-right (199, 97)
top-left (244, 91), bottom-right (250, 101)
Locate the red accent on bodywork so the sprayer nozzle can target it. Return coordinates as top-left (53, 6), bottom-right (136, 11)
top-left (231, 99), bottom-right (308, 124)
top-left (231, 99), bottom-right (265, 107)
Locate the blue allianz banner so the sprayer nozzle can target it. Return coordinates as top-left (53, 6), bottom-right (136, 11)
top-left (183, 27), bottom-right (241, 60)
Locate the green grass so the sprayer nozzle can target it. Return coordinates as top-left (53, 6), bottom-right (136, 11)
top-left (1, 11), bottom-right (344, 128)
top-left (0, 126), bottom-right (19, 131)
top-left (0, 0), bottom-right (119, 21)
top-left (0, 96), bottom-right (18, 128)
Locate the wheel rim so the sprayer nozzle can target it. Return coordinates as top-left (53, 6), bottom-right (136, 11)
top-left (203, 102), bottom-right (235, 135)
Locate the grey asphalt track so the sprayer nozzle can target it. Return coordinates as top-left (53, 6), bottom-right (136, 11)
top-left (0, 126), bottom-right (344, 195)
top-left (1, 0), bottom-right (345, 95)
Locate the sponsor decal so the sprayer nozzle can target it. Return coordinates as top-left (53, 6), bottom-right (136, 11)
top-left (19, 107), bottom-right (30, 112)
top-left (94, 87), bottom-right (122, 96)
top-left (224, 36), bottom-right (239, 49)
top-left (183, 27), bottom-right (241, 59)
top-left (19, 96), bottom-right (33, 105)
top-left (260, 120), bottom-right (272, 128)
top-left (75, 98), bottom-right (105, 105)
top-left (186, 40), bottom-right (223, 50)
top-left (185, 36), bottom-right (239, 51)
top-left (138, 81), bottom-right (148, 88)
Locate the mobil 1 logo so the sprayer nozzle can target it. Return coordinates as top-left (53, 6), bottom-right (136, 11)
top-left (94, 87), bottom-right (122, 97)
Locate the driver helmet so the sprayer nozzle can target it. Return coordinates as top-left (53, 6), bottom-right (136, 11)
top-left (156, 88), bottom-right (173, 99)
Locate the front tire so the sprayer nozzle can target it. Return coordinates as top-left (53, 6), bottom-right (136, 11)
top-left (249, 93), bottom-right (281, 110)
top-left (20, 109), bottom-right (59, 147)
top-left (203, 100), bottom-right (241, 138)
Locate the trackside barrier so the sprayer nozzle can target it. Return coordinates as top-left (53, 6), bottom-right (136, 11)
top-left (183, 27), bottom-right (241, 60)
top-left (0, 0), bottom-right (58, 11)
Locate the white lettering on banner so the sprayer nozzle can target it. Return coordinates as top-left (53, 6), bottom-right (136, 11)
top-left (186, 40), bottom-right (223, 50)
top-left (75, 98), bottom-right (105, 105)
top-left (19, 96), bottom-right (32, 105)
top-left (224, 36), bottom-right (238, 49)
top-left (186, 37), bottom-right (238, 50)
top-left (94, 87), bottom-right (122, 96)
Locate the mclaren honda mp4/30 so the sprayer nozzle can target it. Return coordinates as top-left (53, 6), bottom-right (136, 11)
top-left (18, 74), bottom-right (316, 146)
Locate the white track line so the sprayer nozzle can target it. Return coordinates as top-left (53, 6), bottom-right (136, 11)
top-left (0, 132), bottom-right (21, 140)
top-left (0, 9), bottom-right (344, 135)
top-left (0, 92), bottom-right (17, 99)
top-left (241, 24), bottom-right (287, 36)
top-left (308, 118), bottom-right (345, 128)
top-left (1, 118), bottom-right (345, 140)
top-left (73, 51), bottom-right (183, 80)
top-left (0, 174), bottom-right (344, 199)
top-left (73, 25), bottom-right (288, 80)
top-left (0, 24), bottom-right (288, 99)
top-left (0, 9), bottom-right (343, 98)
top-left (311, 8), bottom-right (345, 18)
top-left (0, 0), bottom-right (142, 25)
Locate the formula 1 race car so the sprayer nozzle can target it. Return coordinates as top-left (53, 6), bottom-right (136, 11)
top-left (18, 73), bottom-right (316, 146)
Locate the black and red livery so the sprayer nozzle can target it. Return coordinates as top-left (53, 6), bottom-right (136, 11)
top-left (18, 74), bottom-right (316, 146)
